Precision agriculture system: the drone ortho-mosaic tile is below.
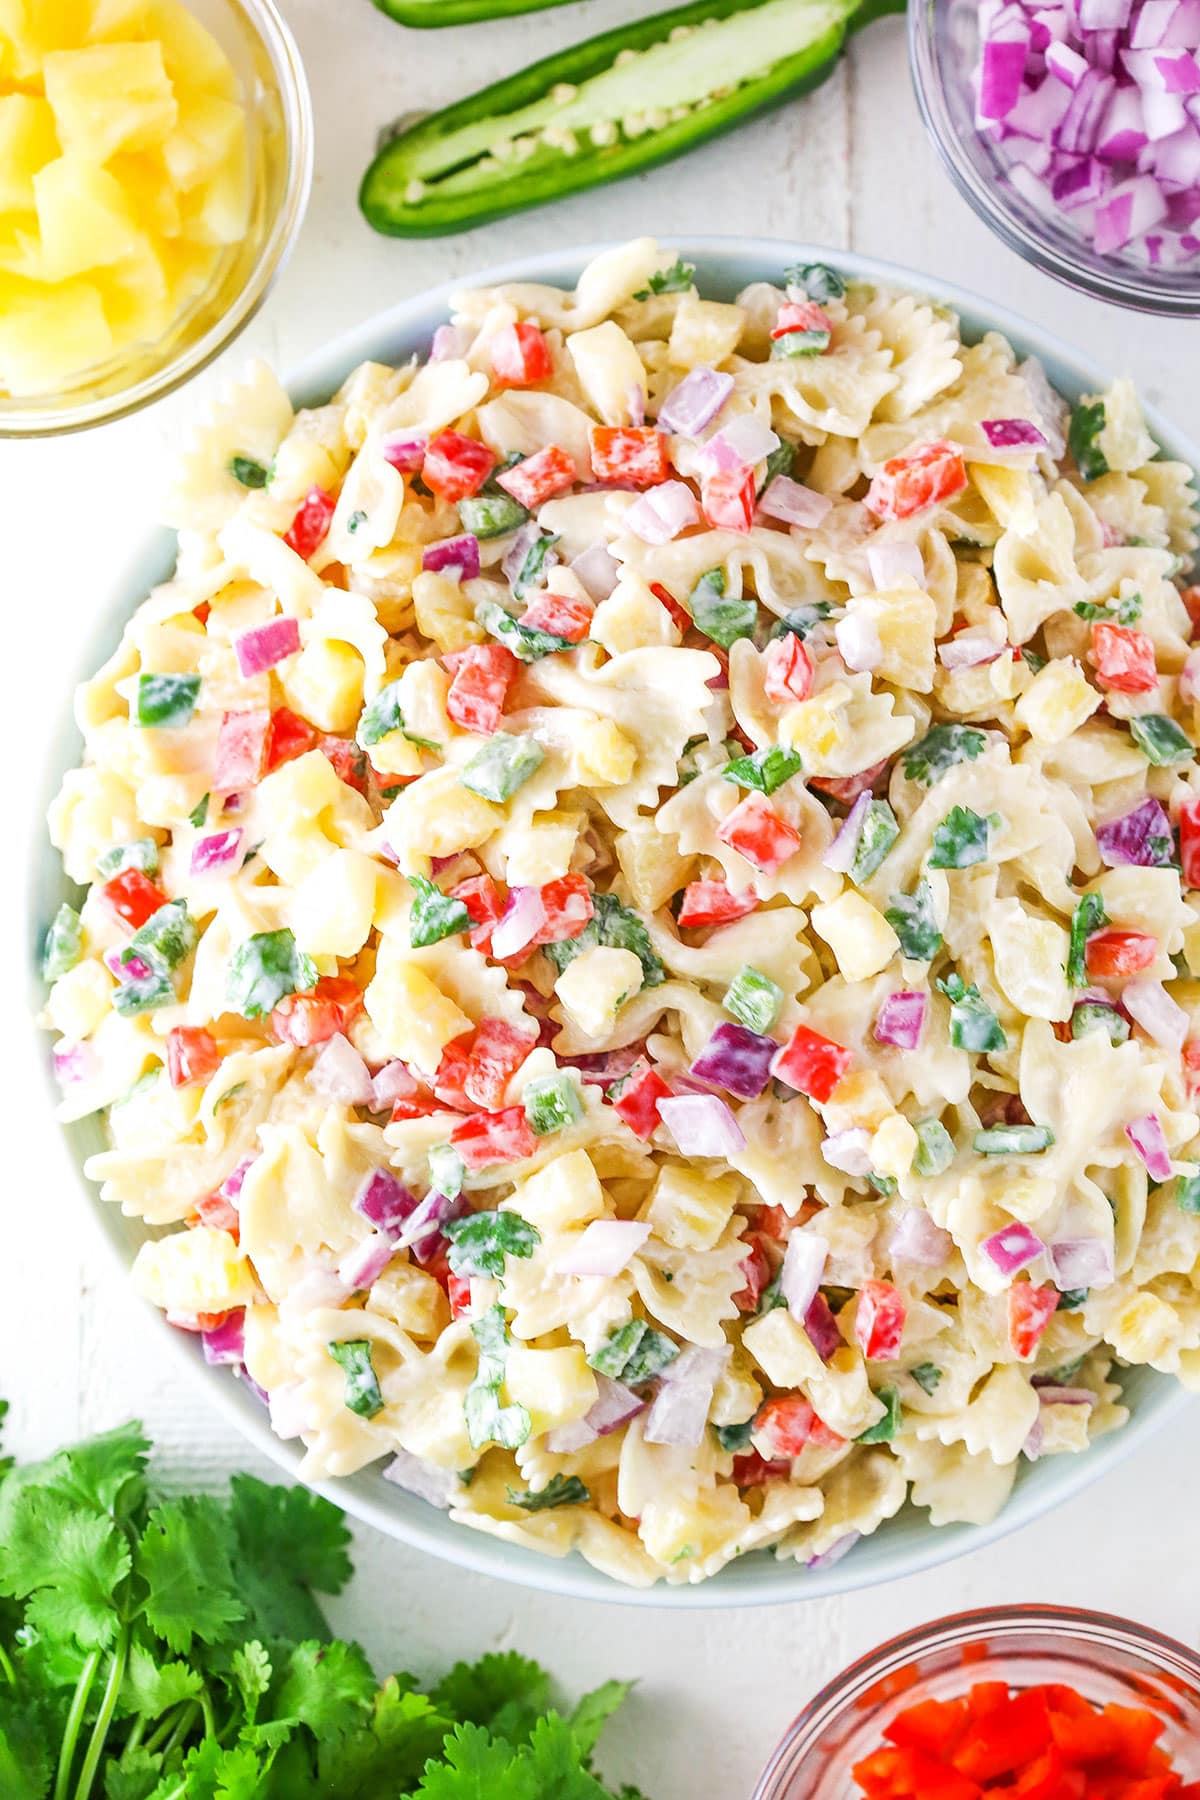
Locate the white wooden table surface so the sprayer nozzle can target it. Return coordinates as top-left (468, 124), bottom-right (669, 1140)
top-left (5, 5), bottom-right (1200, 1795)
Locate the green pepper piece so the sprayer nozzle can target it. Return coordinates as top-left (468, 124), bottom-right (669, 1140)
top-left (360, 0), bottom-right (896, 237)
top-left (373, 0), bottom-right (579, 23)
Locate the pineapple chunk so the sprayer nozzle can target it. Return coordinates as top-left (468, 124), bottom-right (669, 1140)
top-left (35, 156), bottom-right (143, 278)
top-left (184, 134), bottom-right (250, 245)
top-left (566, 320), bottom-right (645, 426)
top-left (366, 949), bottom-right (472, 1075)
top-left (0, 215), bottom-right (44, 280)
top-left (0, 96), bottom-right (59, 214)
top-left (44, 42), bottom-right (177, 163)
top-left (615, 819), bottom-right (695, 912)
top-left (640, 1485), bottom-right (749, 1570)
top-left (161, 91), bottom-right (245, 191)
top-left (668, 292), bottom-right (744, 368)
top-left (869, 1114), bottom-right (918, 1180)
top-left (144, 0), bottom-right (240, 100)
top-left (504, 1344), bottom-right (597, 1437)
top-left (504, 812), bottom-right (580, 887)
top-left (842, 589), bottom-right (937, 692)
top-left (810, 891), bottom-right (899, 981)
top-left (742, 1308), bottom-right (821, 1388)
top-left (591, 576), bottom-right (678, 655)
top-left (572, 717), bottom-right (637, 787)
top-left (368, 729), bottom-right (425, 779)
top-left (413, 570), bottom-right (483, 654)
top-left (95, 235), bottom-right (174, 347)
top-left (110, 151), bottom-right (181, 237)
top-left (1014, 658), bottom-right (1101, 744)
top-left (554, 945), bottom-right (642, 1039)
top-left (644, 1165), bottom-right (739, 1251)
top-left (292, 849), bottom-right (377, 959)
top-left (0, 270), bottom-right (112, 394)
top-left (279, 638), bottom-right (365, 734)
top-left (132, 1225), bottom-right (258, 1317)
top-left (0, 0), bottom-right (90, 76)
top-left (46, 959), bottom-right (113, 1040)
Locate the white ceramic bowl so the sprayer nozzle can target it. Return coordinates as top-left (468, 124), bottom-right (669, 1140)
top-left (30, 238), bottom-right (1196, 1606)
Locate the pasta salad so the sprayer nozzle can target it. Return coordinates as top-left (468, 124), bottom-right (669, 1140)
top-left (40, 240), bottom-right (1200, 1588)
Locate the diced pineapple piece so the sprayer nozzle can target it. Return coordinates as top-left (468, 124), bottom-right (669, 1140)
top-left (46, 959), bottom-right (113, 1040)
top-left (504, 1344), bottom-right (597, 1436)
top-left (503, 811), bottom-right (580, 887)
top-left (292, 848), bottom-right (377, 959)
top-left (94, 235), bottom-right (174, 347)
top-left (572, 717), bottom-right (637, 787)
top-left (591, 576), bottom-right (678, 654)
top-left (640, 1485), bottom-right (750, 1570)
top-left (0, 97), bottom-right (59, 214)
top-left (510, 1149), bottom-right (604, 1230)
top-left (566, 320), bottom-right (645, 426)
top-left (44, 42), bottom-right (177, 162)
top-left (870, 1114), bottom-right (918, 1180)
top-left (1014, 658), bottom-right (1101, 744)
top-left (143, 0), bottom-right (240, 100)
top-left (109, 151), bottom-right (181, 236)
top-left (810, 891), bottom-right (899, 981)
top-left (161, 90), bottom-right (244, 192)
top-left (368, 729), bottom-right (424, 779)
top-left (131, 1225), bottom-right (258, 1316)
top-left (554, 945), bottom-right (642, 1039)
top-left (778, 682), bottom-right (851, 768)
top-left (367, 1263), bottom-right (449, 1340)
top-left (668, 292), bottom-right (744, 369)
top-left (34, 156), bottom-right (143, 278)
top-left (821, 1069), bottom-right (893, 1134)
top-left (0, 270), bottom-right (112, 394)
top-left (615, 819), bottom-right (695, 912)
top-left (843, 589), bottom-right (937, 692)
top-left (1106, 1291), bottom-right (1178, 1364)
top-left (385, 766), bottom-right (502, 863)
top-left (0, 215), bottom-right (44, 280)
top-left (972, 464), bottom-right (1037, 535)
top-left (644, 1165), bottom-right (739, 1252)
top-left (184, 133), bottom-right (250, 244)
top-left (157, 234), bottom-right (217, 311)
top-left (393, 656), bottom-right (452, 746)
top-left (365, 948), bottom-right (473, 1074)
top-left (742, 1307), bottom-right (821, 1388)
top-left (0, 0), bottom-right (90, 76)
top-left (413, 570), bottom-right (484, 654)
top-left (278, 638), bottom-right (365, 734)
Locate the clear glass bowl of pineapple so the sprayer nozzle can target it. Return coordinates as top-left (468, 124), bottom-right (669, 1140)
top-left (0, 0), bottom-right (312, 435)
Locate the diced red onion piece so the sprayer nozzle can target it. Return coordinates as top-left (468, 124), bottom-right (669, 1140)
top-left (220, 1155), bottom-right (255, 1202)
top-left (689, 1022), bottom-right (777, 1100)
top-left (1019, 358), bottom-right (1069, 459)
top-left (1034, 1384), bottom-right (1097, 1405)
top-left (371, 1059), bottom-right (418, 1107)
top-left (381, 432), bottom-right (428, 471)
top-left (570, 541), bottom-right (620, 601)
top-left (1126, 1110), bottom-right (1173, 1178)
top-left (780, 1230), bottom-right (827, 1317)
top-left (1082, 0), bottom-right (1132, 27)
top-left (979, 23), bottom-right (1033, 120)
top-left (1095, 795), bottom-right (1172, 866)
top-left (269, 1379), bottom-right (310, 1440)
top-left (806, 1530), bottom-right (862, 1571)
top-left (383, 1448), bottom-right (458, 1507)
top-left (423, 534), bottom-right (481, 581)
top-left (1098, 86), bottom-right (1152, 160)
top-left (835, 610), bottom-right (883, 672)
top-left (501, 521), bottom-right (541, 582)
top-left (874, 991), bottom-right (928, 1051)
top-left (547, 1375), bottom-right (645, 1451)
top-left (821, 1128), bottom-right (873, 1175)
top-left (399, 1190), bottom-right (465, 1264)
top-left (105, 948), bottom-right (152, 983)
top-left (623, 480), bottom-right (701, 545)
top-left (191, 829), bottom-right (243, 876)
top-left (656, 366), bottom-right (735, 436)
top-left (821, 791), bottom-right (871, 873)
top-left (804, 1292), bottom-right (843, 1361)
top-left (555, 1219), bottom-right (652, 1277)
top-left (338, 1233), bottom-right (394, 1291)
top-left (889, 1208), bottom-right (953, 1266)
top-left (1047, 40), bottom-right (1091, 84)
top-left (431, 324), bottom-right (471, 362)
top-left (1049, 1235), bottom-right (1114, 1288)
top-left (491, 884), bottom-right (545, 960)
top-left (1123, 976), bottom-right (1188, 1049)
top-left (201, 1309), bottom-right (246, 1366)
top-left (559, 1042), bottom-right (648, 1086)
top-left (982, 1221), bottom-right (1045, 1274)
top-left (235, 1365), bottom-right (268, 1407)
top-left (1180, 647), bottom-right (1200, 701)
top-left (1057, 68), bottom-right (1116, 154)
top-left (866, 540), bottom-right (925, 588)
top-left (708, 415), bottom-right (780, 468)
top-left (1095, 173), bottom-right (1169, 249)
top-left (658, 1094), bottom-right (747, 1156)
top-left (354, 1166), bottom-right (418, 1235)
top-left (760, 476), bottom-right (833, 529)
top-left (234, 615), bottom-right (301, 677)
top-left (644, 1345), bottom-right (729, 1448)
top-left (982, 416), bottom-right (1050, 451)
top-left (311, 1032), bottom-right (374, 1106)
top-left (53, 1042), bottom-right (92, 1086)
top-left (939, 628), bottom-right (1006, 669)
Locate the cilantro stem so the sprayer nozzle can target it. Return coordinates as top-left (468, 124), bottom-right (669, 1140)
top-left (73, 1626), bottom-right (129, 1800)
top-left (162, 1699), bottom-right (201, 1758)
top-left (0, 1642), bottom-right (15, 1684)
top-left (144, 1700), bottom-right (192, 1756)
top-left (54, 1648), bottom-right (101, 1800)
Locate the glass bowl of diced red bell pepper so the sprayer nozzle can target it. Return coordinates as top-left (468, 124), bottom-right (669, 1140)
top-left (753, 1605), bottom-right (1200, 1799)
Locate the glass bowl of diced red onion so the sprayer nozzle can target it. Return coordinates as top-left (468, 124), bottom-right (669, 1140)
top-left (909, 0), bottom-right (1200, 314)
top-left (752, 1604), bottom-right (1200, 1798)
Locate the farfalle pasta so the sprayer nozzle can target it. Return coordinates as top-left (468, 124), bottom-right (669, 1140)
top-left (38, 241), bottom-right (1200, 1587)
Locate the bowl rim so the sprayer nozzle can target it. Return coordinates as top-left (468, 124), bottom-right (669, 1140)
top-left (752, 1602), bottom-right (1200, 1796)
top-left (908, 0), bottom-right (1200, 320)
top-left (29, 232), bottom-right (1198, 1607)
top-left (0, 0), bottom-right (314, 439)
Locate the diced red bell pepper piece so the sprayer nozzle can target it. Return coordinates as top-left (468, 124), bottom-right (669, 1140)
top-left (318, 735), bottom-right (370, 793)
top-left (520, 588), bottom-right (593, 644)
top-left (954, 1689), bottom-right (1053, 1783)
top-left (610, 1059), bottom-right (672, 1141)
top-left (1050, 1709), bottom-right (1123, 1764)
top-left (446, 642), bottom-right (520, 735)
top-left (1182, 584), bottom-right (1200, 634)
top-left (650, 580), bottom-right (693, 633)
top-left (284, 485), bottom-right (336, 560)
top-left (432, 1036), bottom-right (477, 1113)
top-left (589, 425), bottom-right (671, 487)
top-left (701, 467), bottom-right (756, 534)
top-left (854, 1279), bottom-right (907, 1362)
top-left (496, 442), bottom-right (577, 510)
top-left (450, 1104), bottom-right (537, 1169)
top-left (1014, 1745), bottom-right (1080, 1800)
top-left (677, 879), bottom-right (759, 929)
top-left (1179, 794), bottom-right (1200, 888)
top-left (772, 1023), bottom-right (853, 1103)
top-left (448, 1270), bottom-right (474, 1318)
top-left (886, 1697), bottom-right (971, 1761)
top-left (810, 758), bottom-right (888, 804)
top-left (731, 1449), bottom-right (791, 1486)
top-left (265, 706), bottom-right (317, 771)
top-left (463, 1016), bottom-right (537, 1109)
top-left (531, 872), bottom-right (594, 949)
top-left (423, 430), bottom-right (496, 502)
top-left (450, 874), bottom-right (504, 952)
top-left (754, 1394), bottom-right (816, 1457)
top-left (852, 1746), bottom-right (927, 1797)
top-left (764, 633), bottom-right (814, 704)
top-left (968, 1682), bottom-right (1011, 1723)
top-left (716, 791), bottom-right (802, 875)
top-left (490, 320), bottom-right (553, 388)
top-left (390, 1096), bottom-right (446, 1123)
top-left (1008, 1282), bottom-right (1059, 1359)
top-left (733, 1232), bottom-right (772, 1311)
top-left (193, 1193), bottom-right (239, 1235)
top-left (1105, 1704), bottom-right (1166, 1775)
top-left (1085, 927), bottom-right (1158, 978)
top-left (1091, 622), bottom-right (1158, 693)
top-left (166, 1026), bottom-right (221, 1090)
top-left (270, 975), bottom-right (363, 1048)
top-left (1183, 1037), bottom-right (1200, 1102)
top-left (100, 868), bottom-right (169, 932)
top-left (214, 708), bottom-right (271, 794)
top-left (866, 440), bottom-right (968, 522)
top-left (772, 299), bottom-right (834, 339)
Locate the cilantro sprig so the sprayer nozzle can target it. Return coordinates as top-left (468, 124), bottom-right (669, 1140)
top-left (0, 1407), bottom-right (642, 1799)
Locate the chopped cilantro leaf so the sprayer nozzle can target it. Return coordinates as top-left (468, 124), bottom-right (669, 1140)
top-left (634, 257), bottom-right (695, 298)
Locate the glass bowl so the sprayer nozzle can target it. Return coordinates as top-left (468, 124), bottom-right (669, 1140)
top-left (0, 0), bottom-right (313, 437)
top-left (753, 1604), bottom-right (1200, 1797)
top-left (909, 0), bottom-right (1200, 317)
